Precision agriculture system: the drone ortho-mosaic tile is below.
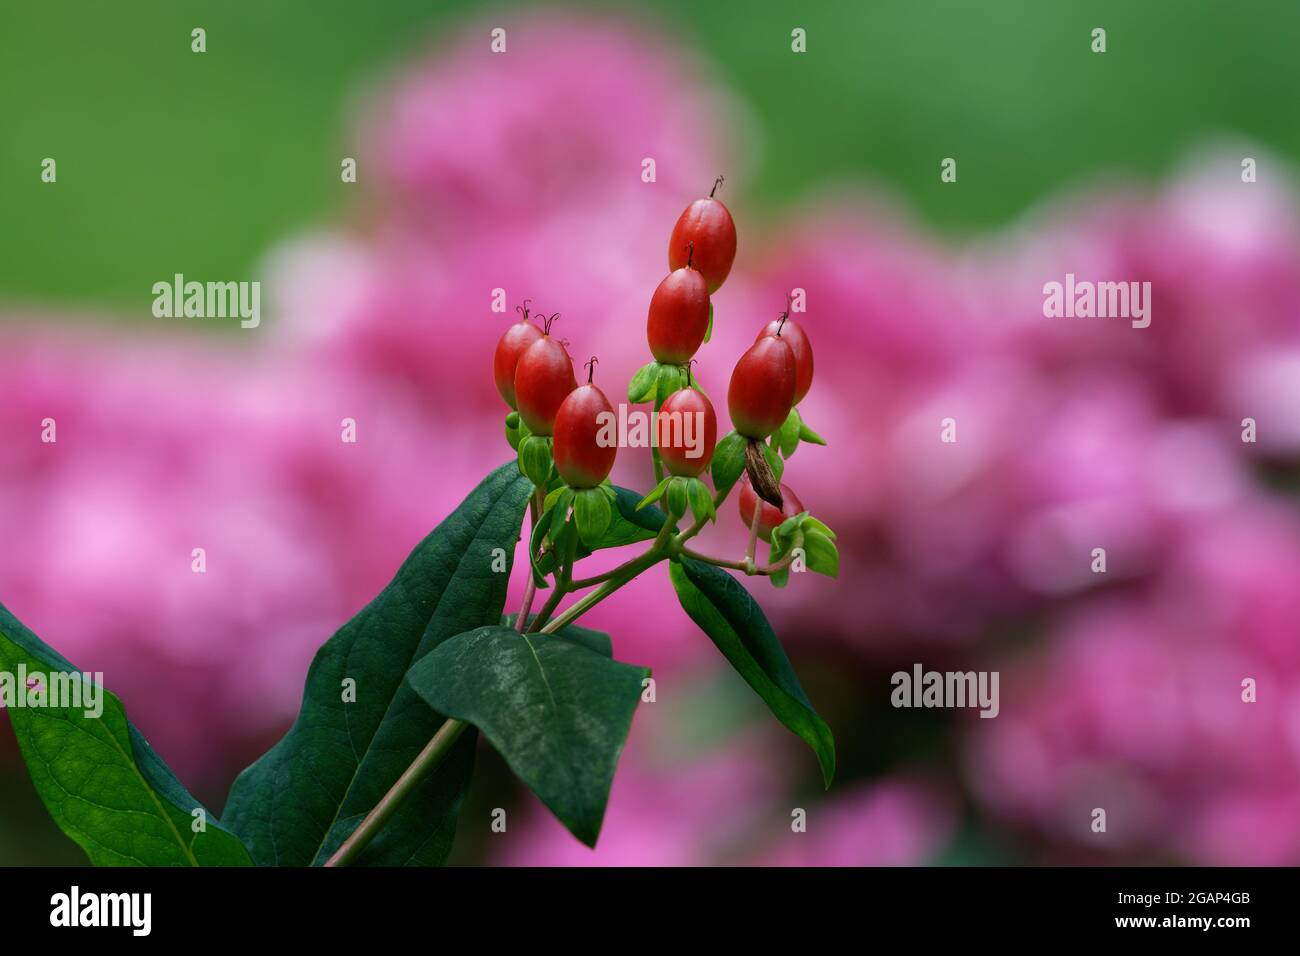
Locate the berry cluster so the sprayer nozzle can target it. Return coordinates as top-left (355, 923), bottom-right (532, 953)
top-left (492, 178), bottom-right (837, 583)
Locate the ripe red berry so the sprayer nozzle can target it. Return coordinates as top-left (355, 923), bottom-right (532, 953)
top-left (668, 178), bottom-right (737, 294)
top-left (738, 477), bottom-right (805, 542)
top-left (756, 315), bottom-right (814, 405)
top-left (727, 334), bottom-right (796, 440)
top-left (553, 359), bottom-right (617, 488)
top-left (647, 256), bottom-right (710, 365)
top-left (493, 302), bottom-right (543, 409)
top-left (656, 385), bottom-right (717, 477)
top-left (514, 313), bottom-right (576, 436)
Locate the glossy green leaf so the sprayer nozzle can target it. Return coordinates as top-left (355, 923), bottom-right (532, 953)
top-left (703, 300), bottom-right (714, 343)
top-left (223, 462), bottom-right (532, 866)
top-left (408, 625), bottom-right (648, 847)
top-left (669, 559), bottom-right (835, 787)
top-left (0, 605), bottom-right (252, 866)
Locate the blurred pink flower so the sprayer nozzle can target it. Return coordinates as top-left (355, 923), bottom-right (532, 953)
top-left (967, 503), bottom-right (1300, 865)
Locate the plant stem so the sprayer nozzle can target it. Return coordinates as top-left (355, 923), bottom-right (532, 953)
top-left (529, 514), bottom-right (578, 631)
top-left (569, 515), bottom-right (676, 589)
top-left (323, 717), bottom-right (469, 867)
top-left (680, 526), bottom-right (803, 576)
top-left (539, 579), bottom-right (621, 635)
top-left (745, 500), bottom-right (763, 563)
top-left (329, 484), bottom-right (716, 862)
top-left (513, 488), bottom-right (547, 631)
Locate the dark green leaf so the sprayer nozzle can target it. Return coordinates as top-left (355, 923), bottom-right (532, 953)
top-left (703, 301), bottom-right (714, 343)
top-left (223, 463), bottom-right (531, 866)
top-left (407, 625), bottom-right (648, 847)
top-left (669, 559), bottom-right (835, 787)
top-left (0, 605), bottom-right (252, 866)
top-left (711, 430), bottom-right (746, 496)
top-left (503, 615), bottom-right (612, 658)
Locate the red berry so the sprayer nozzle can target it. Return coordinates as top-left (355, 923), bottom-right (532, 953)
top-left (553, 364), bottom-right (617, 489)
top-left (756, 316), bottom-right (814, 405)
top-left (668, 180), bottom-right (737, 294)
top-left (656, 386), bottom-right (717, 477)
top-left (493, 320), bottom-right (543, 409)
top-left (738, 477), bottom-right (805, 542)
top-left (647, 265), bottom-right (710, 365)
top-left (514, 316), bottom-right (576, 436)
top-left (727, 335), bottom-right (795, 439)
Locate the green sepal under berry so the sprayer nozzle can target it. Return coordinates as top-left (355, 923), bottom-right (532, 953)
top-left (505, 411), bottom-right (529, 451)
top-left (545, 485), bottom-right (672, 577)
top-left (655, 362), bottom-right (685, 402)
top-left (628, 361), bottom-right (659, 403)
top-left (769, 512), bottom-right (840, 584)
top-left (777, 407), bottom-right (802, 458)
top-left (528, 499), bottom-right (559, 588)
top-left (798, 417), bottom-right (827, 446)
top-left (762, 439), bottom-right (784, 483)
top-left (664, 475), bottom-right (689, 518)
top-left (630, 361), bottom-right (690, 406)
top-left (684, 476), bottom-right (716, 525)
top-left (528, 487), bottom-right (582, 586)
top-left (518, 434), bottom-right (554, 488)
top-left (637, 475), bottom-right (674, 510)
top-left (710, 430), bottom-right (746, 497)
top-left (573, 487), bottom-right (613, 548)
top-left (802, 528), bottom-right (839, 578)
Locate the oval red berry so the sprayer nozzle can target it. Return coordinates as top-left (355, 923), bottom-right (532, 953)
top-left (514, 337), bottom-right (577, 436)
top-left (647, 268), bottom-right (710, 365)
top-left (755, 317), bottom-right (814, 405)
top-left (493, 320), bottom-right (543, 409)
top-left (553, 383), bottom-right (617, 488)
top-left (727, 335), bottom-right (795, 439)
top-left (657, 387), bottom-right (717, 477)
top-left (668, 198), bottom-right (736, 294)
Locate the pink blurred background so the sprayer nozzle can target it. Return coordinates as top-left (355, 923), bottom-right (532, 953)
top-left (4, 9), bottom-right (1300, 866)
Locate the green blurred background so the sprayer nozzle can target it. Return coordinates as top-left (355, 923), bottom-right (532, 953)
top-left (4, 0), bottom-right (1299, 308)
top-left (3, 0), bottom-right (1299, 865)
